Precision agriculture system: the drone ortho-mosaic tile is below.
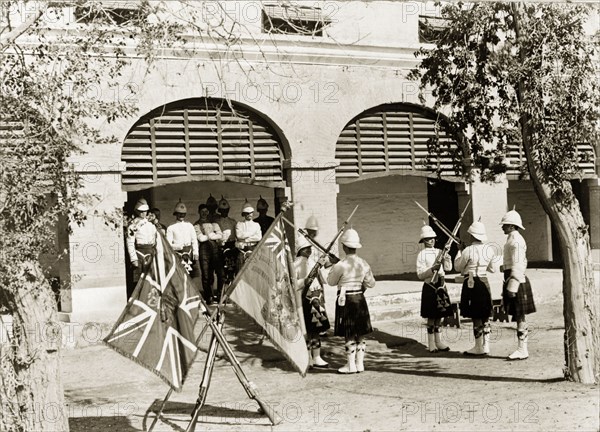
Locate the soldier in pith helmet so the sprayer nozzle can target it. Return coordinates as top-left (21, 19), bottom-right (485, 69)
top-left (294, 235), bottom-right (330, 369)
top-left (235, 200), bottom-right (262, 268)
top-left (206, 194), bottom-right (219, 223)
top-left (501, 208), bottom-right (535, 361)
top-left (305, 215), bottom-right (319, 239)
top-left (454, 220), bottom-right (498, 356)
top-left (216, 196), bottom-right (238, 279)
top-left (254, 195), bottom-right (274, 236)
top-left (126, 198), bottom-right (158, 286)
top-left (327, 229), bottom-right (376, 374)
top-left (416, 224), bottom-right (453, 353)
top-left (166, 200), bottom-right (199, 275)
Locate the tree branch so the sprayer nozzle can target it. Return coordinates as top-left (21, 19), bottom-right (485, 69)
top-left (0, 1), bottom-right (48, 51)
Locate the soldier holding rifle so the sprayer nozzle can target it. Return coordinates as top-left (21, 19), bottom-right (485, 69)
top-left (294, 236), bottom-right (330, 369)
top-left (414, 200), bottom-right (471, 353)
top-left (416, 225), bottom-right (453, 352)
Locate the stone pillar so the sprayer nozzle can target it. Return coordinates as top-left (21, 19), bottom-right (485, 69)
top-left (455, 175), bottom-right (508, 256)
top-left (68, 161), bottom-right (128, 323)
top-left (285, 159), bottom-right (339, 256)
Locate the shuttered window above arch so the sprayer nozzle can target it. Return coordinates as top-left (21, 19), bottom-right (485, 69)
top-left (335, 106), bottom-right (461, 181)
top-left (121, 100), bottom-right (285, 190)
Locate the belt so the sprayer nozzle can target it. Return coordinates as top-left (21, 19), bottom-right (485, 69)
top-left (340, 289), bottom-right (362, 295)
top-left (136, 244), bottom-right (155, 251)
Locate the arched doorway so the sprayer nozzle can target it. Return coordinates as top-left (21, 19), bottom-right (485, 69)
top-left (120, 98), bottom-right (290, 295)
top-left (335, 103), bottom-right (464, 277)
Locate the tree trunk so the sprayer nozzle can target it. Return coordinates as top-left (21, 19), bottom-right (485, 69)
top-left (0, 261), bottom-right (69, 431)
top-left (528, 177), bottom-right (599, 384)
top-left (511, 2), bottom-right (599, 385)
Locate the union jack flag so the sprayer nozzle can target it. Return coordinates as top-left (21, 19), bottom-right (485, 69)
top-left (104, 232), bottom-right (202, 391)
top-left (229, 216), bottom-right (309, 376)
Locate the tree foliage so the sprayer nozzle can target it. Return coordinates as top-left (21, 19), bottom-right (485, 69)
top-left (410, 1), bottom-right (600, 384)
top-left (409, 2), bottom-right (600, 198)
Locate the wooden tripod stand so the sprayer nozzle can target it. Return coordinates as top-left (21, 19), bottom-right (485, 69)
top-left (146, 297), bottom-right (282, 431)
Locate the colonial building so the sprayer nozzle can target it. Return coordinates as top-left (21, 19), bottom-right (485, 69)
top-left (22, 1), bottom-right (598, 321)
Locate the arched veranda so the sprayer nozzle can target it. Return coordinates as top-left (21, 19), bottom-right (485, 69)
top-left (334, 103), bottom-right (465, 276)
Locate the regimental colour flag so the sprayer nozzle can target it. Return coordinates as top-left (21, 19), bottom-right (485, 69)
top-left (103, 232), bottom-right (202, 391)
top-left (229, 216), bottom-right (309, 376)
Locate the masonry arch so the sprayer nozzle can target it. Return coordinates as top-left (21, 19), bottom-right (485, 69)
top-left (121, 97), bottom-right (291, 191)
top-left (120, 97), bottom-right (291, 296)
top-left (334, 103), bottom-right (465, 276)
top-left (335, 102), bottom-right (467, 183)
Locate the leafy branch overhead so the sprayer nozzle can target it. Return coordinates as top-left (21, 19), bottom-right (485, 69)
top-left (409, 2), bottom-right (600, 196)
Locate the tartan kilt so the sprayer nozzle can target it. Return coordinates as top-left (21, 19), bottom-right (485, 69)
top-left (420, 278), bottom-right (453, 319)
top-left (302, 286), bottom-right (330, 335)
top-left (334, 292), bottom-right (372, 339)
top-left (460, 277), bottom-right (493, 319)
top-left (502, 270), bottom-right (536, 320)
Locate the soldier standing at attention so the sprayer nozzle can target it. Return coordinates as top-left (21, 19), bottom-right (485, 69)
top-left (194, 203), bottom-right (223, 304)
top-left (416, 225), bottom-right (453, 353)
top-left (126, 198), bottom-right (158, 286)
top-left (454, 220), bottom-right (497, 356)
top-left (216, 196), bottom-right (239, 276)
top-left (327, 229), bottom-right (375, 374)
top-left (166, 200), bottom-right (199, 275)
top-left (254, 195), bottom-right (274, 236)
top-left (235, 201), bottom-right (262, 268)
top-left (206, 194), bottom-right (220, 223)
top-left (501, 209), bottom-right (535, 360)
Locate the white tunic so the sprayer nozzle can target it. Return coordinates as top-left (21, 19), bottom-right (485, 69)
top-left (327, 255), bottom-right (376, 291)
top-left (503, 231), bottom-right (528, 283)
top-left (454, 242), bottom-right (498, 277)
top-left (126, 217), bottom-right (157, 262)
top-left (416, 247), bottom-right (452, 283)
top-left (235, 220), bottom-right (262, 248)
top-left (166, 220), bottom-right (199, 257)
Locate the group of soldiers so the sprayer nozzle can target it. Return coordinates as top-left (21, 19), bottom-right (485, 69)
top-left (295, 207), bottom-right (536, 375)
top-left (126, 196), bottom-right (535, 374)
top-left (125, 195), bottom-right (275, 304)
top-left (416, 208), bottom-right (535, 362)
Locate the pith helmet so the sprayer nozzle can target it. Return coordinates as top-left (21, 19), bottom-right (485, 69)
top-left (305, 215), bottom-right (319, 231)
top-left (173, 199), bottom-right (187, 215)
top-left (218, 195), bottom-right (230, 210)
top-left (206, 194), bottom-right (218, 211)
top-left (296, 236), bottom-right (311, 253)
top-left (467, 221), bottom-right (488, 242)
top-left (500, 209), bottom-right (525, 230)
top-left (419, 225), bottom-right (437, 242)
top-left (256, 195), bottom-right (269, 211)
top-left (340, 228), bottom-right (362, 249)
top-left (134, 198), bottom-right (149, 212)
top-left (242, 199), bottom-right (254, 214)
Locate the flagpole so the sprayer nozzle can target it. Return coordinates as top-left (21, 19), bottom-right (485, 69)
top-left (186, 310), bottom-right (225, 432)
top-left (219, 201), bottom-right (294, 304)
top-left (185, 299), bottom-right (283, 431)
top-left (146, 304), bottom-right (213, 432)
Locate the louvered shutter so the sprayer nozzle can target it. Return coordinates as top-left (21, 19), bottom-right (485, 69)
top-left (335, 106), bottom-right (458, 180)
top-left (121, 100), bottom-right (284, 189)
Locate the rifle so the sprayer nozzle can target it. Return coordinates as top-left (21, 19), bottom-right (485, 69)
top-left (431, 199), bottom-right (471, 285)
top-left (297, 225), bottom-right (341, 264)
top-left (301, 205), bottom-right (358, 295)
top-left (414, 201), bottom-right (461, 246)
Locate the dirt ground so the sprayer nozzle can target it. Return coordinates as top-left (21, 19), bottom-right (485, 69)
top-left (61, 298), bottom-right (599, 432)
